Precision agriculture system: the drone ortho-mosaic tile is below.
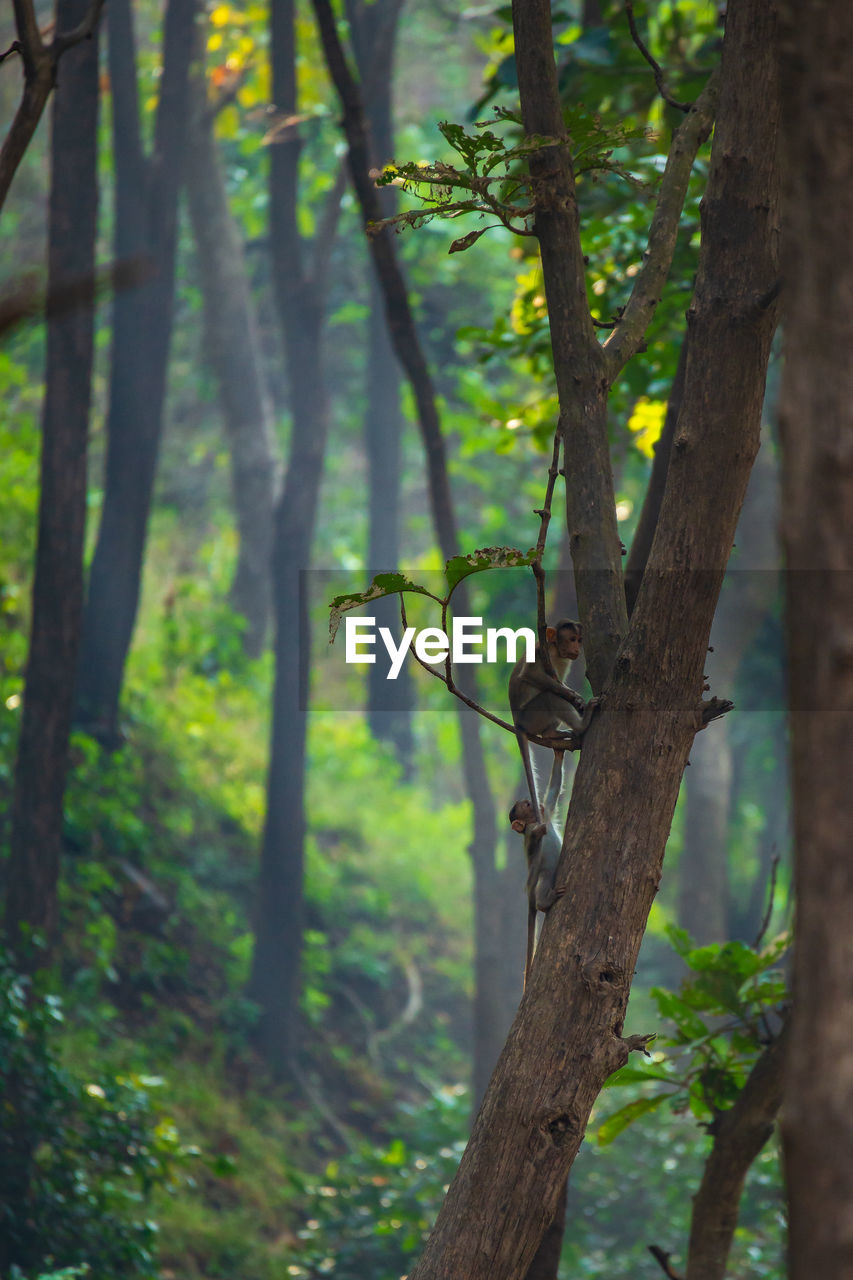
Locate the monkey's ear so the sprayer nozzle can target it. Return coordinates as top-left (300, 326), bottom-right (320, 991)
top-left (511, 819), bottom-right (526, 833)
top-left (545, 626), bottom-right (556, 643)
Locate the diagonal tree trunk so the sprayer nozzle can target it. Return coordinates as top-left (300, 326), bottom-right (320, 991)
top-left (4, 0), bottom-right (99, 962)
top-left (684, 1025), bottom-right (787, 1280)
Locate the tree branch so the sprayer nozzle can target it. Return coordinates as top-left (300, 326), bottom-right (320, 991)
top-left (625, 0), bottom-right (692, 113)
top-left (603, 70), bottom-right (718, 379)
top-left (399, 598), bottom-right (581, 750)
top-left (52, 0), bottom-right (105, 54)
top-left (0, 0), bottom-right (106, 215)
top-left (685, 1024), bottom-right (787, 1280)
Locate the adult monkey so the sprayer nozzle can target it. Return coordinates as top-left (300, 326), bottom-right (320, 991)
top-left (508, 618), bottom-right (596, 821)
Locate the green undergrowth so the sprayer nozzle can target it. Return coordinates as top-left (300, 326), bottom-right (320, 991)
top-left (0, 572), bottom-right (476, 1277)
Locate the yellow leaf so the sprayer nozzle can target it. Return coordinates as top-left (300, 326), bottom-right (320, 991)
top-left (627, 397), bottom-right (666, 459)
top-left (210, 4), bottom-right (231, 25)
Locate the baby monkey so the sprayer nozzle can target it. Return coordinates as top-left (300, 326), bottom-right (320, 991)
top-left (508, 618), bottom-right (595, 821)
top-left (509, 750), bottom-right (566, 990)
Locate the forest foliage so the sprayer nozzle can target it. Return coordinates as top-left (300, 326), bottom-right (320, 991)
top-left (0, 0), bottom-right (794, 1276)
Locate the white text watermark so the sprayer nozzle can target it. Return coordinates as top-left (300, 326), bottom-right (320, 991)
top-left (344, 616), bottom-right (535, 679)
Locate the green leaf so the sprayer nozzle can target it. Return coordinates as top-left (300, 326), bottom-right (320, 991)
top-left (444, 545), bottom-right (535, 596)
top-left (328, 574), bottom-right (438, 643)
top-left (595, 1093), bottom-right (668, 1146)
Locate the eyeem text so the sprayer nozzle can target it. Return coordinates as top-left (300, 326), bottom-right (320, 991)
top-left (344, 616), bottom-right (536, 679)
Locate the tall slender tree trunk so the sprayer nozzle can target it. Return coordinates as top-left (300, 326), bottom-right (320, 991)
top-left (247, 0), bottom-right (341, 1074)
top-left (348, 0), bottom-right (414, 766)
top-left (75, 0), bottom-right (197, 741)
top-left (186, 55), bottom-right (280, 656)
top-left (777, 3), bottom-right (853, 1274)
top-left (4, 0), bottom-right (98, 961)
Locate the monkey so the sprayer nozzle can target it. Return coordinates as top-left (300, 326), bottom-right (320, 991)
top-left (509, 749), bottom-right (566, 989)
top-left (507, 618), bottom-right (595, 821)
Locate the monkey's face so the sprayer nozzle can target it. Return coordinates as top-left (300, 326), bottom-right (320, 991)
top-left (555, 628), bottom-right (581, 661)
top-left (509, 800), bottom-right (536, 831)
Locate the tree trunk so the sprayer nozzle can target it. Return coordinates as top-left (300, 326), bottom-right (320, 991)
top-left (4, 0), bottom-right (98, 960)
top-left (246, 0), bottom-right (341, 1074)
top-left (186, 58), bottom-right (280, 657)
top-left (75, 0), bottom-right (196, 741)
top-left (406, 0), bottom-right (779, 1271)
top-left (348, 0), bottom-right (415, 767)
top-left (777, 3), bottom-right (853, 1275)
top-left (685, 1026), bottom-right (787, 1280)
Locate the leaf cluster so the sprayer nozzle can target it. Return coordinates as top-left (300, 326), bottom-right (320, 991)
top-left (599, 926), bottom-right (789, 1145)
top-left (372, 107), bottom-right (651, 251)
top-left (0, 957), bottom-right (191, 1279)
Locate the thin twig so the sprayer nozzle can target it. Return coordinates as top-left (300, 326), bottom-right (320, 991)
top-left (399, 598), bottom-right (577, 748)
top-left (647, 1245), bottom-right (685, 1280)
top-left (0, 39), bottom-right (23, 64)
top-left (625, 0), bottom-right (691, 113)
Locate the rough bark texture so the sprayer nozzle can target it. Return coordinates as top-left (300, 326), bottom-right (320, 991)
top-left (406, 0), bottom-right (779, 1273)
top-left (246, 0), bottom-right (338, 1073)
top-left (4, 0), bottom-right (98, 958)
top-left (777, 2), bottom-right (853, 1275)
top-left (311, 0), bottom-right (504, 1103)
top-left (186, 58), bottom-right (280, 656)
top-left (75, 0), bottom-right (196, 740)
top-left (685, 1026), bottom-right (787, 1280)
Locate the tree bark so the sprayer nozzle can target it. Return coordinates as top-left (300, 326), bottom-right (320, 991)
top-left (406, 0), bottom-right (779, 1272)
top-left (777, 3), bottom-right (853, 1275)
top-left (186, 57), bottom-right (280, 657)
top-left (74, 0), bottom-right (197, 740)
top-left (4, 0), bottom-right (98, 960)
